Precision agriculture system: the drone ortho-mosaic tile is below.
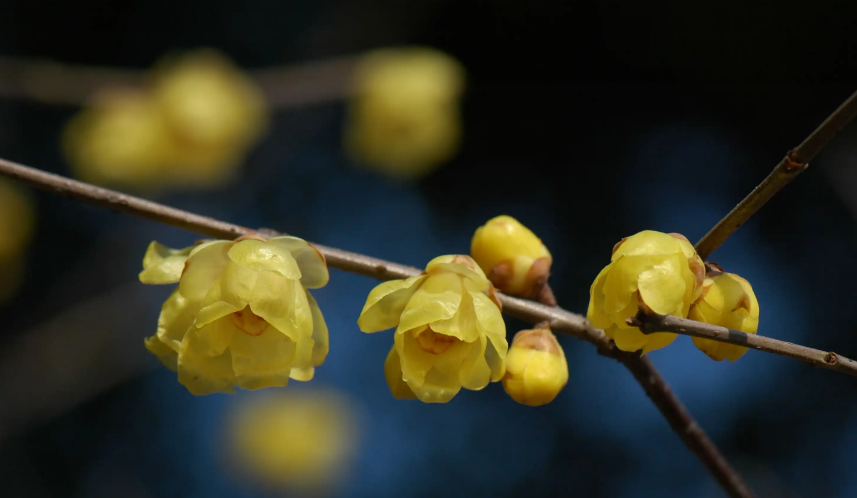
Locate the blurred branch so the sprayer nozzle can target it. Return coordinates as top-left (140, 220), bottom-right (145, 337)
top-left (694, 89), bottom-right (857, 260)
top-left (629, 310), bottom-right (857, 376)
top-left (0, 157), bottom-right (755, 498)
top-left (0, 55), bottom-right (355, 108)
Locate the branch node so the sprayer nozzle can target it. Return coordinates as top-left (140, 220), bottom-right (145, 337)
top-left (784, 149), bottom-right (807, 172)
top-left (824, 352), bottom-right (840, 366)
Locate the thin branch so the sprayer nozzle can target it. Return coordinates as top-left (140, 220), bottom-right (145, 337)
top-left (0, 55), bottom-right (355, 109)
top-left (629, 311), bottom-right (857, 377)
top-left (0, 157), bottom-right (754, 498)
top-left (694, 89), bottom-right (857, 260)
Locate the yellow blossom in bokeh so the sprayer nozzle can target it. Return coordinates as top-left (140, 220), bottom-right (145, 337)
top-left (358, 255), bottom-right (507, 403)
top-left (141, 235), bottom-right (329, 395)
top-left (587, 230), bottom-right (705, 354)
top-left (471, 215), bottom-right (552, 299)
top-left (226, 390), bottom-right (359, 494)
top-left (62, 49), bottom-right (268, 190)
top-left (0, 179), bottom-right (36, 303)
top-left (152, 49), bottom-right (268, 186)
top-left (503, 325), bottom-right (568, 406)
top-left (344, 47), bottom-right (465, 180)
top-left (62, 88), bottom-right (173, 188)
top-left (689, 272), bottom-right (760, 361)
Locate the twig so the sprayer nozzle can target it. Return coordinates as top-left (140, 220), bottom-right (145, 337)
top-left (0, 55), bottom-right (355, 109)
top-left (0, 157), bottom-right (754, 498)
top-left (694, 89), bottom-right (857, 260)
top-left (629, 311), bottom-right (857, 377)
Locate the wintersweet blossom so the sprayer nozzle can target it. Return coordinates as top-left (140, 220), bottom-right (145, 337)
top-left (502, 325), bottom-right (568, 406)
top-left (471, 215), bottom-right (552, 298)
top-left (587, 230), bottom-right (704, 354)
top-left (689, 271), bottom-right (760, 361)
top-left (358, 255), bottom-right (507, 403)
top-left (141, 235), bottom-right (329, 394)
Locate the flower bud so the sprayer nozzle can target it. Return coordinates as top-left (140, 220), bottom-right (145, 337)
top-left (502, 325), bottom-right (568, 406)
top-left (689, 271), bottom-right (759, 361)
top-left (471, 215), bottom-right (553, 300)
top-left (587, 230), bottom-right (705, 354)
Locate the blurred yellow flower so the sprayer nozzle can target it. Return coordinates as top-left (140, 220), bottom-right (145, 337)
top-left (503, 325), bottom-right (568, 406)
top-left (62, 49), bottom-right (268, 191)
top-left (141, 235), bottom-right (330, 395)
top-left (344, 47), bottom-right (465, 180)
top-left (587, 230), bottom-right (705, 354)
top-left (227, 390), bottom-right (359, 494)
top-left (62, 88), bottom-right (173, 188)
top-left (358, 255), bottom-right (507, 403)
top-left (471, 215), bottom-right (552, 299)
top-left (0, 180), bottom-right (36, 303)
top-left (152, 49), bottom-right (268, 187)
top-left (689, 272), bottom-right (760, 361)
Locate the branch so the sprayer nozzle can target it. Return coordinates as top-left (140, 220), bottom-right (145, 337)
top-left (0, 157), bottom-right (755, 498)
top-left (629, 311), bottom-right (857, 377)
top-left (694, 89), bottom-right (857, 260)
top-left (0, 55), bottom-right (355, 109)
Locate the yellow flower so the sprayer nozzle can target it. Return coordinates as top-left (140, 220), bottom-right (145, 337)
top-left (140, 235), bottom-right (329, 395)
top-left (587, 230), bottom-right (704, 354)
top-left (471, 215), bottom-right (552, 298)
top-left (689, 272), bottom-right (760, 361)
top-left (152, 49), bottom-right (268, 186)
top-left (502, 325), bottom-right (568, 406)
top-left (226, 390), bottom-right (359, 494)
top-left (62, 88), bottom-right (173, 188)
top-left (358, 255), bottom-right (507, 403)
top-left (344, 47), bottom-right (465, 180)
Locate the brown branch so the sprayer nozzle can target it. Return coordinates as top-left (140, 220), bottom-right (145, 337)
top-left (629, 311), bottom-right (857, 377)
top-left (0, 55), bottom-right (355, 109)
top-left (694, 89), bottom-right (857, 260)
top-left (0, 156), bottom-right (755, 498)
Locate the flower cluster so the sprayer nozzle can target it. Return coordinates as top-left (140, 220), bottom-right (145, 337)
top-left (63, 49), bottom-right (267, 191)
top-left (587, 230), bottom-right (760, 359)
top-left (344, 47), bottom-right (465, 180)
top-left (358, 255), bottom-right (507, 403)
top-left (140, 235), bottom-right (329, 394)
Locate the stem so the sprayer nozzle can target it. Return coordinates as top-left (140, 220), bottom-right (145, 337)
top-left (629, 311), bottom-right (857, 377)
top-left (0, 156), bottom-right (754, 498)
top-left (0, 55), bottom-right (356, 109)
top-left (694, 89), bottom-right (857, 260)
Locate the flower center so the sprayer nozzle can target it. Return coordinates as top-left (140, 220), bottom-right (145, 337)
top-left (231, 307), bottom-right (269, 336)
top-left (414, 326), bottom-right (457, 355)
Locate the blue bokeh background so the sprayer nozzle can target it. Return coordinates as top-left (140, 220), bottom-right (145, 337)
top-left (3, 2), bottom-right (857, 497)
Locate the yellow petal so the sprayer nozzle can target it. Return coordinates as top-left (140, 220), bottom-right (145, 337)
top-left (145, 335), bottom-right (178, 371)
top-left (177, 328), bottom-right (237, 395)
top-left (396, 273), bottom-right (462, 334)
top-left (429, 290), bottom-right (480, 342)
top-left (425, 254), bottom-right (489, 287)
top-left (484, 336), bottom-right (506, 382)
top-left (459, 338), bottom-right (492, 390)
top-left (245, 271), bottom-right (299, 338)
top-left (139, 241), bottom-right (193, 284)
top-left (611, 230), bottom-right (681, 261)
top-left (396, 330), bottom-right (435, 388)
top-left (640, 332), bottom-right (677, 355)
top-left (157, 290), bottom-right (200, 352)
top-left (229, 328), bottom-right (297, 390)
top-left (306, 292), bottom-right (329, 367)
top-left (468, 290), bottom-right (506, 338)
top-left (612, 326), bottom-right (650, 352)
top-left (267, 236), bottom-right (330, 289)
top-left (411, 368), bottom-right (462, 403)
top-left (357, 275), bottom-right (426, 333)
top-left (194, 317), bottom-right (237, 356)
top-left (227, 239), bottom-right (301, 280)
top-left (587, 265), bottom-right (613, 329)
top-left (289, 367), bottom-right (315, 382)
top-left (219, 260), bottom-right (258, 310)
top-left (636, 254), bottom-right (687, 315)
top-left (196, 299), bottom-right (242, 328)
top-left (179, 241), bottom-right (231, 301)
top-left (384, 346), bottom-right (417, 399)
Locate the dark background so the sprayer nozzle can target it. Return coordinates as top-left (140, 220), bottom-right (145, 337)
top-left (2, 1), bottom-right (857, 497)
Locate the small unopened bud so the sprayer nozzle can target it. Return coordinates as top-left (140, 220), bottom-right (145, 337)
top-left (470, 215), bottom-right (553, 301)
top-left (502, 325), bottom-right (568, 406)
top-left (689, 271), bottom-right (760, 362)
